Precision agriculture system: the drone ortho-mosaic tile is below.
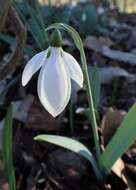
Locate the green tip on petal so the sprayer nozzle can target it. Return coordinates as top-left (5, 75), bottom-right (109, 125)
top-left (50, 29), bottom-right (62, 47)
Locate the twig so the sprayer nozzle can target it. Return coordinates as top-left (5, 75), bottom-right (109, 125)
top-left (0, 6), bottom-right (26, 81)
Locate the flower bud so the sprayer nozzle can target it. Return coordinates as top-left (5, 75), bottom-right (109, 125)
top-left (50, 29), bottom-right (62, 47)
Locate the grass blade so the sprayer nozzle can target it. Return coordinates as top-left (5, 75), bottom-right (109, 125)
top-left (88, 65), bottom-right (101, 111)
top-left (2, 104), bottom-right (16, 190)
top-left (100, 104), bottom-right (136, 175)
top-left (14, 1), bottom-right (48, 50)
top-left (0, 33), bottom-right (15, 44)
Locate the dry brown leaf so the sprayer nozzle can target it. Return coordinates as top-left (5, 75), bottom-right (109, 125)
top-left (101, 108), bottom-right (136, 189)
top-left (124, 164), bottom-right (136, 190)
top-left (26, 99), bottom-right (60, 131)
top-left (84, 36), bottom-right (113, 52)
top-left (101, 107), bottom-right (126, 145)
top-left (85, 35), bottom-right (136, 65)
top-left (125, 141), bottom-right (136, 158)
top-left (0, 160), bottom-right (7, 190)
top-left (0, 160), bottom-right (4, 172)
top-left (63, 39), bottom-right (73, 46)
top-left (99, 37), bottom-right (114, 47)
top-left (126, 164), bottom-right (136, 177)
top-left (102, 46), bottom-right (136, 65)
top-left (0, 183), bottom-right (9, 190)
top-left (13, 95), bottom-right (34, 123)
top-left (112, 159), bottom-right (136, 190)
top-left (112, 158), bottom-right (127, 184)
top-left (125, 177), bottom-right (136, 190)
top-left (100, 67), bottom-right (135, 84)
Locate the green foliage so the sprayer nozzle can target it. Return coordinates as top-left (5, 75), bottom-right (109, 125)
top-left (71, 4), bottom-right (109, 37)
top-left (0, 0), bottom-right (45, 56)
top-left (43, 23), bottom-right (136, 182)
top-left (2, 104), bottom-right (16, 190)
top-left (35, 100), bottom-right (136, 182)
top-left (42, 5), bottom-right (71, 26)
top-left (88, 65), bottom-right (101, 111)
top-left (15, 1), bottom-right (109, 41)
top-left (72, 4), bottom-right (98, 36)
top-left (99, 104), bottom-right (136, 175)
top-left (79, 65), bottom-right (101, 120)
top-left (0, 33), bottom-right (15, 45)
top-left (14, 0), bottom-right (48, 50)
top-left (34, 135), bottom-right (103, 183)
top-left (95, 25), bottom-right (109, 37)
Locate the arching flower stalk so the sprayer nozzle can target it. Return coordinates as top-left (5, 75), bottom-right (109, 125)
top-left (22, 30), bottom-right (83, 117)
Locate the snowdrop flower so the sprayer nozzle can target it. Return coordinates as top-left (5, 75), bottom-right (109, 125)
top-left (22, 30), bottom-right (83, 117)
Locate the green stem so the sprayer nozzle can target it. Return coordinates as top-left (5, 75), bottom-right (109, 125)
top-left (80, 46), bottom-right (101, 160)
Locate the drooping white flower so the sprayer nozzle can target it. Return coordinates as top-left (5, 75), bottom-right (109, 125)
top-left (22, 31), bottom-right (83, 117)
top-left (22, 47), bottom-right (83, 117)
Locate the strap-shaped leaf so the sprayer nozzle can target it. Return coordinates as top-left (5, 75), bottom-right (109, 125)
top-left (15, 1), bottom-right (48, 50)
top-left (100, 104), bottom-right (136, 174)
top-left (34, 135), bottom-right (103, 183)
top-left (2, 104), bottom-right (16, 190)
top-left (88, 65), bottom-right (101, 111)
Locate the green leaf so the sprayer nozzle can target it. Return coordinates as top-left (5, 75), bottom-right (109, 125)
top-left (0, 33), bottom-right (15, 45)
top-left (2, 104), bottom-right (16, 190)
top-left (100, 104), bottom-right (136, 174)
top-left (88, 65), bottom-right (101, 111)
top-left (72, 4), bottom-right (98, 36)
top-left (34, 135), bottom-right (103, 183)
top-left (14, 1), bottom-right (48, 50)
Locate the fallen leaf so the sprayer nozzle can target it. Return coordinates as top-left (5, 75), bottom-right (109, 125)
top-left (112, 158), bottom-right (127, 184)
top-left (111, 158), bottom-right (136, 190)
top-left (125, 177), bottom-right (136, 190)
top-left (85, 35), bottom-right (136, 65)
top-left (124, 164), bottom-right (136, 190)
top-left (125, 164), bottom-right (136, 178)
top-left (102, 46), bottom-right (136, 65)
top-left (100, 67), bottom-right (135, 84)
top-left (0, 160), bottom-right (7, 190)
top-left (0, 183), bottom-right (9, 190)
top-left (101, 107), bottom-right (126, 145)
top-left (13, 95), bottom-right (34, 123)
top-left (125, 141), bottom-right (136, 161)
top-left (63, 38), bottom-right (73, 46)
top-left (0, 80), bottom-right (7, 105)
top-left (84, 36), bottom-right (113, 52)
top-left (26, 99), bottom-right (60, 131)
top-left (0, 120), bottom-right (4, 151)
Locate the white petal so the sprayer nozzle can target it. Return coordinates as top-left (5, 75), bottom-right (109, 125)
top-left (22, 50), bottom-right (48, 86)
top-left (38, 47), bottom-right (71, 117)
top-left (62, 51), bottom-right (83, 87)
